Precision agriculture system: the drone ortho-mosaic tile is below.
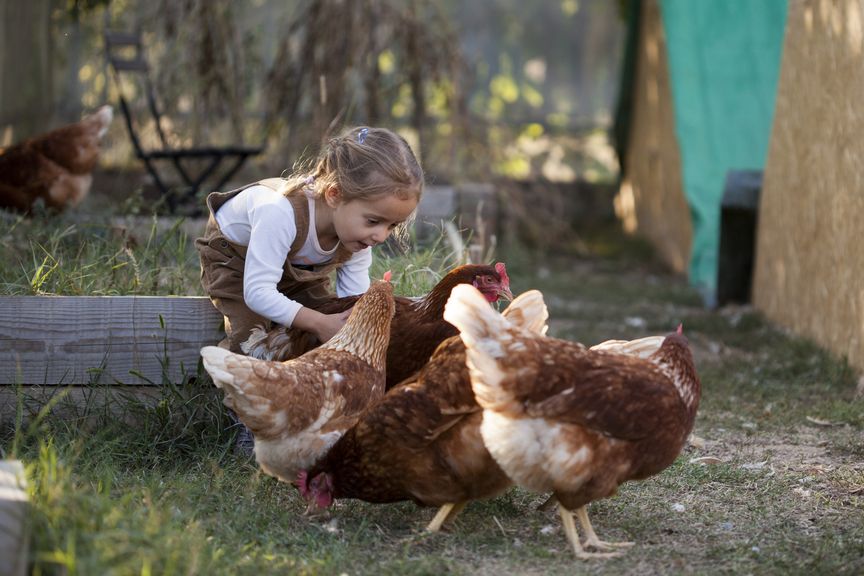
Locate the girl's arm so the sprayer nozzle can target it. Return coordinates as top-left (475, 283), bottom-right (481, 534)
top-left (293, 247), bottom-right (371, 342)
top-left (241, 193), bottom-right (308, 326)
top-left (291, 307), bottom-right (352, 343)
top-left (297, 247), bottom-right (372, 342)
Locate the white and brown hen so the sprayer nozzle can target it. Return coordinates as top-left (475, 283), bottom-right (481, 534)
top-left (200, 277), bottom-right (394, 484)
top-left (298, 289), bottom-right (549, 529)
top-left (444, 284), bottom-right (701, 559)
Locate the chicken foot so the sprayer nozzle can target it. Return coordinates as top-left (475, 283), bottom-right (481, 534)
top-left (558, 504), bottom-right (622, 560)
top-left (575, 506), bottom-right (634, 551)
top-left (425, 502), bottom-right (467, 532)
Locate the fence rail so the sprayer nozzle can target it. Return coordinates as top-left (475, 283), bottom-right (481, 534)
top-left (0, 296), bottom-right (223, 386)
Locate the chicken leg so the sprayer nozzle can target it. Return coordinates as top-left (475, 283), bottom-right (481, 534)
top-left (575, 506), bottom-right (634, 551)
top-left (426, 502), bottom-right (467, 532)
top-left (558, 504), bottom-right (622, 560)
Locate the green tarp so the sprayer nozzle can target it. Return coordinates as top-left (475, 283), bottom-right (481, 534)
top-left (660, 0), bottom-right (787, 304)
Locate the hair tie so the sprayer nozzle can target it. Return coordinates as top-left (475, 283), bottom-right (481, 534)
top-left (304, 175), bottom-right (315, 186)
top-left (357, 128), bottom-right (369, 144)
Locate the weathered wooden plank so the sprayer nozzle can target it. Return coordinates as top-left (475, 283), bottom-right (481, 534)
top-left (0, 296), bottom-right (223, 385)
top-left (0, 460), bottom-right (28, 576)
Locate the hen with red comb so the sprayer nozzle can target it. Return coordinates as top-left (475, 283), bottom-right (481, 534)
top-left (242, 263), bottom-right (513, 389)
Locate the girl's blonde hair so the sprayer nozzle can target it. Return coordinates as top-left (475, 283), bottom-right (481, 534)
top-left (280, 126), bottom-right (424, 246)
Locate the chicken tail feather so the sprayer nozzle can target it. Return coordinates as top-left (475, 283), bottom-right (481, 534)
top-left (200, 346), bottom-right (238, 391)
top-left (590, 335), bottom-right (665, 358)
top-left (501, 289), bottom-right (548, 334)
top-left (444, 285), bottom-right (509, 351)
top-left (200, 346), bottom-right (279, 434)
top-left (241, 324), bottom-right (297, 361)
top-left (444, 284), bottom-right (514, 409)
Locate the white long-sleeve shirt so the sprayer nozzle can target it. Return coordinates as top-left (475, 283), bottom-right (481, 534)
top-left (214, 185), bottom-right (372, 326)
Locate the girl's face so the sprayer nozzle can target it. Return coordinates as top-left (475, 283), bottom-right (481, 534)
top-left (327, 189), bottom-right (418, 252)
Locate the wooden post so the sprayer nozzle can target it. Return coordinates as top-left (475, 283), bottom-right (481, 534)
top-left (0, 460), bottom-right (28, 576)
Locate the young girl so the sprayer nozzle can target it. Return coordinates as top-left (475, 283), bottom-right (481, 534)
top-left (196, 126), bottom-right (424, 354)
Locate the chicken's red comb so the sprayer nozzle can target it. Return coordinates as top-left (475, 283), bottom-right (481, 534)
top-left (383, 270), bottom-right (392, 282)
top-left (676, 323), bottom-right (683, 335)
top-left (494, 262), bottom-right (509, 285)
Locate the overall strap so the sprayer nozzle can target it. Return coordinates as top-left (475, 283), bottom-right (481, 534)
top-left (205, 178), bottom-right (285, 215)
top-left (286, 192), bottom-right (312, 258)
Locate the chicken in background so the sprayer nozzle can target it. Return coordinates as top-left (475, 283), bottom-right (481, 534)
top-left (0, 105), bottom-right (113, 214)
top-left (242, 262), bottom-right (513, 389)
top-left (298, 289), bottom-right (549, 529)
top-left (200, 277), bottom-right (395, 485)
top-left (444, 285), bottom-right (701, 560)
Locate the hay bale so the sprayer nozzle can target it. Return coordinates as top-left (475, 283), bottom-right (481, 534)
top-left (753, 0), bottom-right (864, 371)
top-left (616, 0), bottom-right (692, 274)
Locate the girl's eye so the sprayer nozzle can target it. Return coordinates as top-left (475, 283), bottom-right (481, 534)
top-left (367, 219), bottom-right (379, 225)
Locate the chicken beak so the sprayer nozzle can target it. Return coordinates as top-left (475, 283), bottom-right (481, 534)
top-left (498, 286), bottom-right (514, 302)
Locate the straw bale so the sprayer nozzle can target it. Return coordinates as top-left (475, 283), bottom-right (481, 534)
top-left (754, 0), bottom-right (864, 371)
top-left (616, 0), bottom-right (692, 274)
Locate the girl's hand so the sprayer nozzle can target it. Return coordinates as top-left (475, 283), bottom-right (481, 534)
top-left (315, 309), bottom-right (352, 342)
top-left (294, 307), bottom-right (353, 343)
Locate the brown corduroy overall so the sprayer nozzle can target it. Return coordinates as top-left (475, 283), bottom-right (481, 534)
top-left (195, 178), bottom-right (354, 353)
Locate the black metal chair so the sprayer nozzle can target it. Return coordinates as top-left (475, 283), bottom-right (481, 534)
top-left (104, 30), bottom-right (264, 213)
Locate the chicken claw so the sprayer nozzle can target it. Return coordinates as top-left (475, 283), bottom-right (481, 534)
top-left (575, 507), bottom-right (634, 551)
top-left (559, 504), bottom-right (623, 560)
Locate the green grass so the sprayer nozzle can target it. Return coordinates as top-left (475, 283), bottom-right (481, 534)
top-left (2, 221), bottom-right (863, 575)
top-left (0, 210), bottom-right (201, 296)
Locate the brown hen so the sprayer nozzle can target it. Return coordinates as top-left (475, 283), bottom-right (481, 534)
top-left (444, 284), bottom-right (701, 560)
top-left (0, 105), bottom-right (113, 213)
top-left (242, 262), bottom-right (513, 389)
top-left (200, 278), bottom-right (394, 484)
top-left (298, 289), bottom-right (548, 527)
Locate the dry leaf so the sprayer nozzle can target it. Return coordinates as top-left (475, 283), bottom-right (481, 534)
top-left (690, 456), bottom-right (725, 465)
top-left (805, 416), bottom-right (844, 427)
top-left (688, 434), bottom-right (706, 449)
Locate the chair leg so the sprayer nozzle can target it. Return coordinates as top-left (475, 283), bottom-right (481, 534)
top-left (140, 156), bottom-right (178, 212)
top-left (191, 155), bottom-right (225, 191)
